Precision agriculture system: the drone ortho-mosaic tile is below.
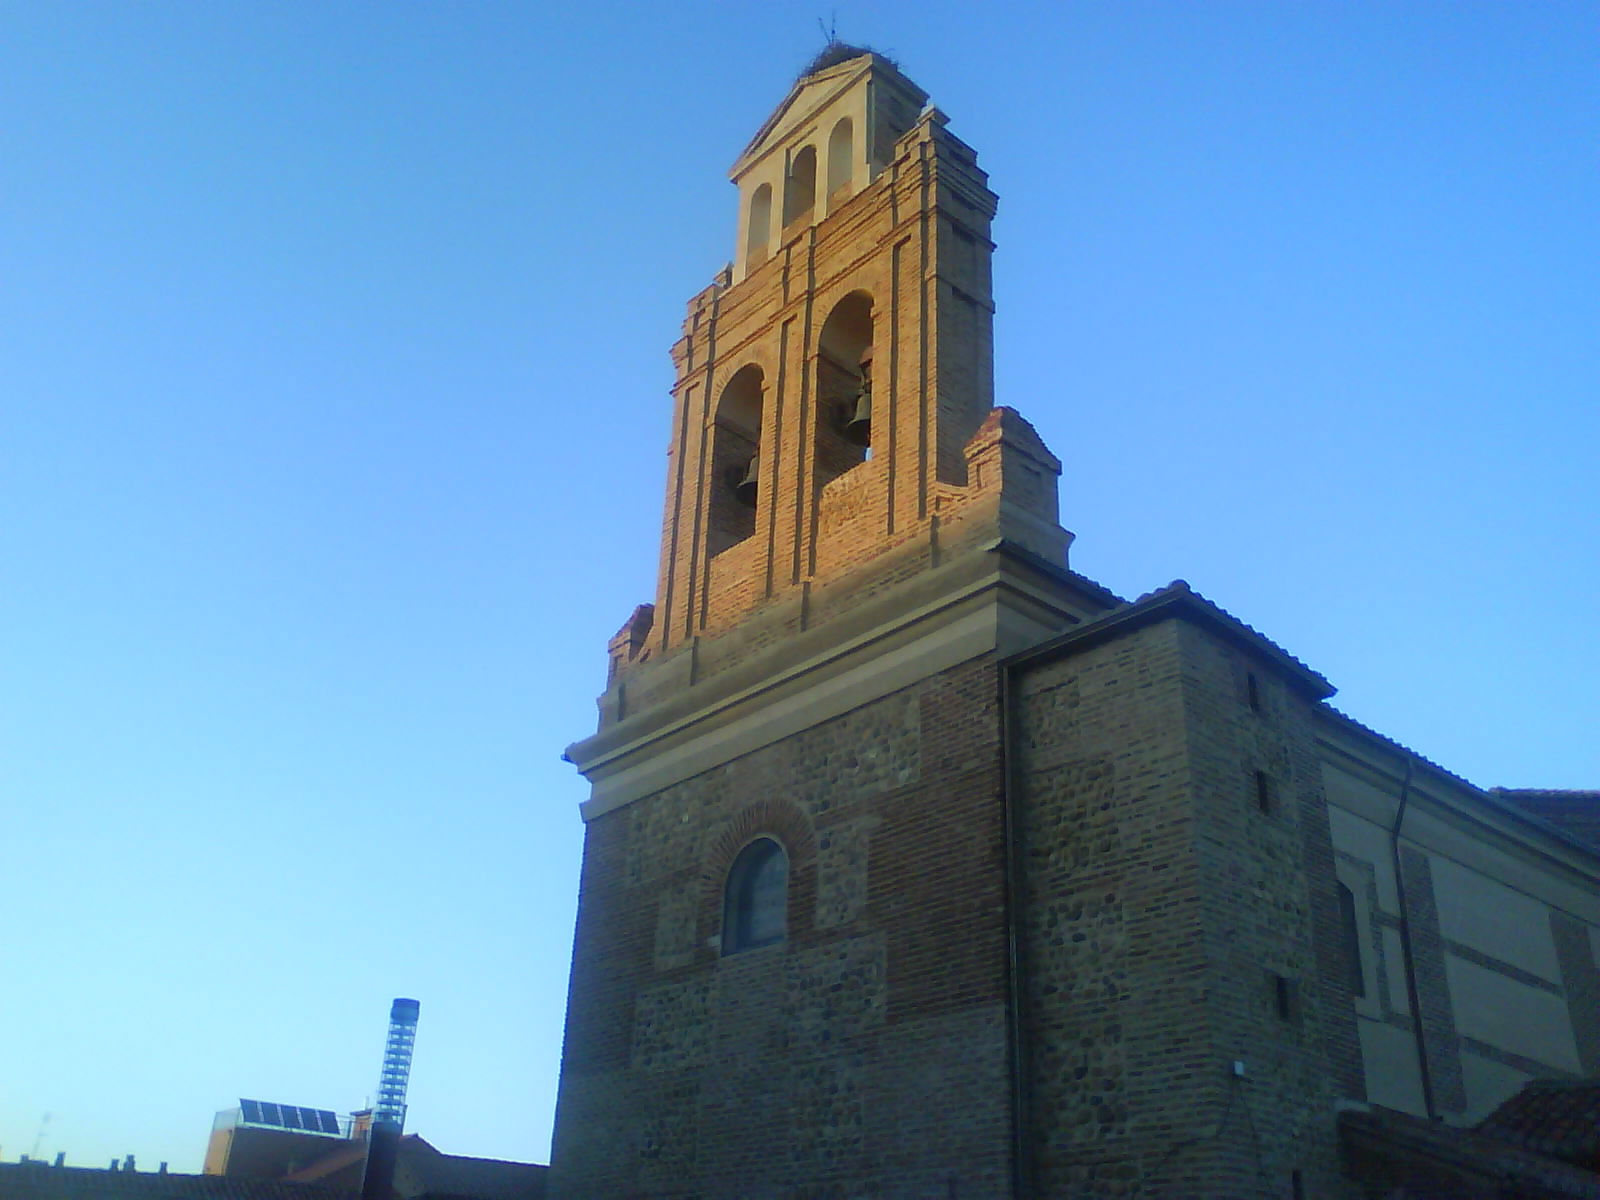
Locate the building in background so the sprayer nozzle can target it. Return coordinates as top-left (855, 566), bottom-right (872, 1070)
top-left (1, 1138), bottom-right (545, 1200)
top-left (287, 1134), bottom-right (545, 1200)
top-left (188, 1084), bottom-right (543, 1200)
top-left (551, 47), bottom-right (1600, 1198)
top-left (203, 1100), bottom-right (352, 1179)
top-left (0, 1097), bottom-right (543, 1200)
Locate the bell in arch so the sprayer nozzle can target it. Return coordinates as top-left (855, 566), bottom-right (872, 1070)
top-left (841, 348), bottom-right (873, 447)
top-left (732, 453), bottom-right (759, 507)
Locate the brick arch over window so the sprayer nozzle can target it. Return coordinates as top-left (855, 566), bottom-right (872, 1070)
top-left (704, 797), bottom-right (818, 877)
top-left (704, 798), bottom-right (817, 955)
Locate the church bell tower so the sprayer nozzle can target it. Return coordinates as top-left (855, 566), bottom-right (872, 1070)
top-left (551, 49), bottom-right (1111, 1198)
top-left (634, 48), bottom-right (1077, 675)
top-left (551, 44), bottom-right (1367, 1200)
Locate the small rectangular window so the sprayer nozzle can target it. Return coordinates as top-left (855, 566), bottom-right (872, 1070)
top-left (1255, 770), bottom-right (1275, 814)
top-left (1270, 972), bottom-right (1299, 1022)
top-left (1246, 671), bottom-right (1262, 713)
top-left (1291, 1169), bottom-right (1305, 1200)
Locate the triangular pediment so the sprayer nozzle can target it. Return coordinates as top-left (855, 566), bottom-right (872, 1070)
top-left (730, 51), bottom-right (926, 181)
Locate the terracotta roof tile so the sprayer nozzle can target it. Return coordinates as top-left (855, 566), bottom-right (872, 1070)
top-left (1494, 791), bottom-right (1600, 851)
top-left (1478, 1079), bottom-right (1600, 1168)
top-left (1320, 712), bottom-right (1600, 860)
top-left (392, 1138), bottom-right (544, 1200)
top-left (0, 1163), bottom-right (355, 1200)
top-left (1341, 1106), bottom-right (1600, 1198)
top-left (1009, 578), bottom-right (1335, 698)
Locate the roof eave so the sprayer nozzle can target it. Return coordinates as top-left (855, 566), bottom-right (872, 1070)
top-left (1002, 579), bottom-right (1336, 700)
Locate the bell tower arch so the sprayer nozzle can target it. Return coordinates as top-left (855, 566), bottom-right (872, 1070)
top-left (639, 48), bottom-right (1067, 665)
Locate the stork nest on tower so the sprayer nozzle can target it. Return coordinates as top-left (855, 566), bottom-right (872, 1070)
top-left (799, 41), bottom-right (894, 79)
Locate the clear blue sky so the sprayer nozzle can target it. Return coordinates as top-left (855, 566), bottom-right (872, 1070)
top-left (2, 0), bottom-right (1595, 1175)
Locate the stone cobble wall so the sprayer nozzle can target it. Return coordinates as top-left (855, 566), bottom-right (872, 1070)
top-left (1177, 620), bottom-right (1362, 1196)
top-left (1012, 618), bottom-right (1362, 1199)
top-left (1014, 620), bottom-right (1196, 1198)
top-left (549, 657), bottom-right (1014, 1198)
top-left (815, 815), bottom-right (882, 928)
top-left (632, 977), bottom-right (714, 1072)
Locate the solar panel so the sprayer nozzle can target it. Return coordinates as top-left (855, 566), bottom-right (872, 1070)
top-left (237, 1099), bottom-right (340, 1135)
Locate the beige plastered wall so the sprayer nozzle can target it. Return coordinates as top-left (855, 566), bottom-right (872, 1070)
top-left (1321, 724), bottom-right (1600, 1123)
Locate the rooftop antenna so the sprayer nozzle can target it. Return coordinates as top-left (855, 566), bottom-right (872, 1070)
top-left (360, 998), bottom-right (419, 1200)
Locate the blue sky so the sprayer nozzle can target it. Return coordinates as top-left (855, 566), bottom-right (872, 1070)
top-left (2, 0), bottom-right (1595, 1175)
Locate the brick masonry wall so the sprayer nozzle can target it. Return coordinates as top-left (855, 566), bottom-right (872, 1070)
top-left (549, 657), bottom-right (1016, 1199)
top-left (1396, 847), bottom-right (1469, 1113)
top-left (634, 104), bottom-right (1003, 666)
top-left (1012, 618), bottom-right (1363, 1199)
top-left (1176, 621), bottom-right (1364, 1196)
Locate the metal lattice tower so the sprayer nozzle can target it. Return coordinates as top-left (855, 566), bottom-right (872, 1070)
top-left (373, 998), bottom-right (420, 1129)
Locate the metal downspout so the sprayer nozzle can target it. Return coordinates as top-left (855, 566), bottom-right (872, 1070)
top-left (1388, 756), bottom-right (1438, 1120)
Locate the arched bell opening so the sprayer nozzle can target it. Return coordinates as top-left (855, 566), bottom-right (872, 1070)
top-left (708, 364), bottom-right (764, 557)
top-left (745, 183), bottom-right (772, 268)
top-left (783, 145), bottom-right (817, 229)
top-left (814, 291), bottom-right (874, 491)
top-left (826, 117), bottom-right (854, 201)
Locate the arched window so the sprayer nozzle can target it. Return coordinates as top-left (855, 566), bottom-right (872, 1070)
top-left (815, 291), bottom-right (874, 488)
top-left (826, 117), bottom-right (854, 199)
top-left (783, 145), bottom-right (817, 227)
top-left (708, 365), bottom-right (763, 556)
top-left (1337, 880), bottom-right (1366, 998)
top-left (722, 837), bottom-right (788, 954)
top-left (745, 183), bottom-right (772, 266)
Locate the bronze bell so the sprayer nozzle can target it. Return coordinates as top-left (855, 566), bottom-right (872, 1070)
top-left (841, 353), bottom-right (873, 446)
top-left (733, 453), bottom-right (759, 507)
top-left (841, 386), bottom-right (871, 446)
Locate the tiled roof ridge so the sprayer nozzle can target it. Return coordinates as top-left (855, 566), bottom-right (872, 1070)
top-left (430, 1150), bottom-right (545, 1167)
top-left (1134, 578), bottom-right (1335, 694)
top-left (1002, 575), bottom-right (1334, 697)
top-left (1341, 1106), bottom-right (1600, 1198)
top-left (1322, 706), bottom-right (1600, 859)
top-left (1322, 704), bottom-right (1481, 791)
top-left (1494, 787), bottom-right (1600, 799)
top-left (1477, 1077), bottom-right (1600, 1164)
top-left (1065, 569), bottom-right (1126, 605)
top-left (0, 1161), bottom-right (357, 1199)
